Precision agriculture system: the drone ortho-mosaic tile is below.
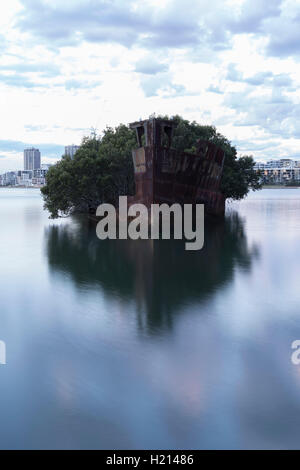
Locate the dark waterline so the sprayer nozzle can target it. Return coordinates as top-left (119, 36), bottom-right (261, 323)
top-left (1, 188), bottom-right (300, 449)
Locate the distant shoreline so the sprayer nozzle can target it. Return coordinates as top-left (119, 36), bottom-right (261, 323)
top-left (2, 185), bottom-right (300, 191)
top-left (0, 186), bottom-right (42, 189)
top-left (262, 185), bottom-right (300, 189)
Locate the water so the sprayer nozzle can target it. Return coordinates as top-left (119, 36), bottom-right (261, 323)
top-left (1, 187), bottom-right (300, 449)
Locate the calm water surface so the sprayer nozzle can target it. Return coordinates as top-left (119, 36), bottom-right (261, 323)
top-left (1, 188), bottom-right (300, 449)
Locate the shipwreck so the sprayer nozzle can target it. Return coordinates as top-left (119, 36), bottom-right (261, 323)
top-left (128, 117), bottom-right (226, 216)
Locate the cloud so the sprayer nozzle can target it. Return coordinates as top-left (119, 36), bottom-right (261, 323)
top-left (0, 60), bottom-right (60, 88)
top-left (224, 87), bottom-right (300, 140)
top-left (207, 85), bottom-right (223, 94)
top-left (25, 124), bottom-right (90, 133)
top-left (0, 59), bottom-right (61, 89)
top-left (16, 0), bottom-right (147, 48)
top-left (0, 73), bottom-right (38, 88)
top-left (0, 139), bottom-right (64, 158)
top-left (0, 34), bottom-right (8, 52)
top-left (139, 71), bottom-right (191, 98)
top-left (225, 64), bottom-right (294, 90)
top-left (11, 0), bottom-right (300, 76)
top-left (0, 61), bottom-right (60, 77)
top-left (229, 0), bottom-right (282, 34)
top-left (265, 14), bottom-right (300, 58)
top-left (140, 74), bottom-right (165, 97)
top-left (14, 0), bottom-right (291, 62)
top-left (225, 63), bottom-right (273, 86)
top-left (0, 67), bottom-right (100, 90)
top-left (24, 125), bottom-right (48, 132)
top-left (14, 0), bottom-right (233, 53)
top-left (135, 57), bottom-right (168, 75)
top-left (231, 139), bottom-right (280, 152)
top-left (226, 64), bottom-right (274, 86)
top-left (244, 71), bottom-right (273, 86)
top-left (226, 63), bottom-right (243, 82)
top-left (271, 74), bottom-right (294, 88)
top-left (63, 78), bottom-right (101, 90)
top-left (230, 2), bottom-right (300, 59)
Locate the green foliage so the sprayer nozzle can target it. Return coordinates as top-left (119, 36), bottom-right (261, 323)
top-left (42, 116), bottom-right (261, 218)
top-left (159, 114), bottom-right (262, 199)
top-left (41, 125), bottom-right (136, 218)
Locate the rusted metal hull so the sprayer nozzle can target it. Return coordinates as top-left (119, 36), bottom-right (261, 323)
top-left (129, 119), bottom-right (226, 216)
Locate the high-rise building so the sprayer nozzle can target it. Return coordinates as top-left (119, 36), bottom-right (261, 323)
top-left (65, 145), bottom-right (80, 159)
top-left (24, 148), bottom-right (41, 171)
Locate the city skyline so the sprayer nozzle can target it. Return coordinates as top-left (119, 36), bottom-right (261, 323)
top-left (1, 141), bottom-right (300, 175)
top-left (0, 143), bottom-right (80, 173)
top-left (1, 139), bottom-right (299, 175)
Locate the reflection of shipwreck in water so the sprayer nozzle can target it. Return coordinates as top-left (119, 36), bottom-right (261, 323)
top-left (129, 118), bottom-right (226, 216)
top-left (45, 212), bottom-right (259, 335)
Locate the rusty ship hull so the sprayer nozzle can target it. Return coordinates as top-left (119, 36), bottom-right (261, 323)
top-left (128, 118), bottom-right (226, 216)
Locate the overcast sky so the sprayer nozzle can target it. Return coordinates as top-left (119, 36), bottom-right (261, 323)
top-left (0, 0), bottom-right (300, 172)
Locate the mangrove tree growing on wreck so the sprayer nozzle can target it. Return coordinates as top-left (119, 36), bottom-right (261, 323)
top-left (41, 116), bottom-right (261, 218)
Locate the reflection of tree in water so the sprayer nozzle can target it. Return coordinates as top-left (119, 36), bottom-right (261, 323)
top-left (45, 212), bottom-right (259, 334)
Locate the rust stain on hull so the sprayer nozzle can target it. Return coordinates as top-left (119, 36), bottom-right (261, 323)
top-left (128, 118), bottom-right (226, 216)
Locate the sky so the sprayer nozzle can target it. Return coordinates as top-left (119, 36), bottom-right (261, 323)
top-left (0, 0), bottom-right (300, 172)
